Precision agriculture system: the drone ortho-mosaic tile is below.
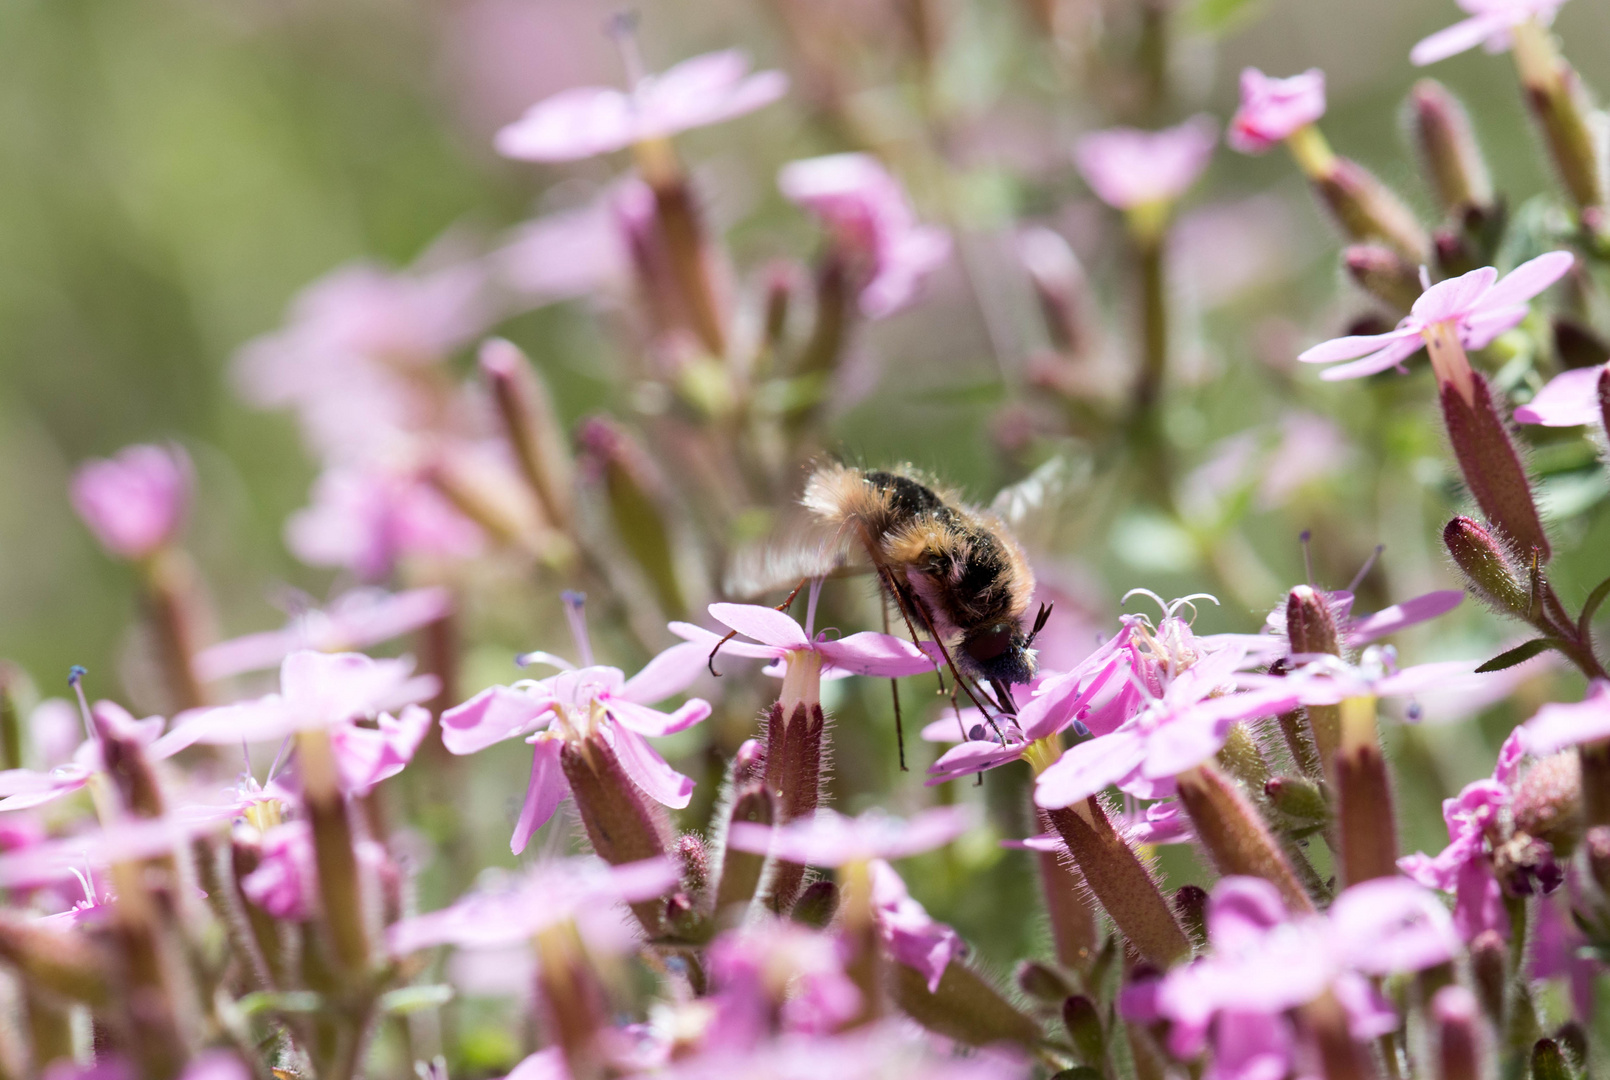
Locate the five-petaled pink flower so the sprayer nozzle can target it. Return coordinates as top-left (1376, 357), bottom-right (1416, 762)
top-left (671, 602), bottom-right (939, 681)
top-left (1515, 363), bottom-right (1607, 426)
top-left (1298, 252), bottom-right (1574, 382)
top-left (777, 154), bottom-right (952, 318)
top-left (495, 50), bottom-right (788, 162)
top-left (1264, 587), bottom-right (1465, 651)
top-left (71, 444), bottom-right (193, 561)
top-left (440, 643), bottom-right (711, 853)
top-left (1228, 69), bottom-right (1327, 154)
top-left (1075, 116), bottom-right (1218, 211)
top-left (727, 806), bottom-right (972, 867)
top-left (1411, 0), bottom-right (1568, 67)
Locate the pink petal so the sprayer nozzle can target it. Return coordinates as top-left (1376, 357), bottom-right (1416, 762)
top-left (1033, 731), bottom-right (1147, 809)
top-left (494, 86), bottom-right (637, 162)
top-left (1347, 590), bottom-right (1464, 645)
top-left (1372, 659), bottom-right (1483, 698)
top-left (607, 696), bottom-right (711, 737)
top-left (814, 632), bottom-right (938, 677)
top-left (1330, 878), bottom-right (1460, 975)
top-left (1410, 14), bottom-right (1508, 65)
top-left (667, 620), bottom-right (783, 661)
top-left (919, 715), bottom-right (974, 743)
top-left (1480, 251), bottom-right (1574, 310)
top-left (708, 603), bottom-right (810, 649)
top-left (1141, 688), bottom-right (1302, 779)
top-left (1207, 877), bottom-right (1290, 949)
top-left (621, 641), bottom-right (707, 704)
top-left (1298, 327), bottom-right (1417, 365)
top-left (510, 738), bottom-right (567, 855)
top-left (926, 739), bottom-right (1026, 783)
top-left (641, 51), bottom-right (787, 135)
top-left (1515, 365), bottom-right (1606, 426)
top-left (1317, 335), bottom-right (1427, 381)
top-left (1460, 304), bottom-right (1530, 350)
top-left (1522, 680), bottom-right (1610, 754)
top-left (1411, 266), bottom-right (1498, 323)
top-left (609, 726), bottom-right (694, 809)
top-left (440, 686), bottom-right (553, 755)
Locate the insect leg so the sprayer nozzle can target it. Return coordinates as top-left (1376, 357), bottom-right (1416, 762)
top-left (707, 577), bottom-right (811, 677)
top-left (881, 590), bottom-right (908, 772)
top-left (895, 582), bottom-right (1005, 736)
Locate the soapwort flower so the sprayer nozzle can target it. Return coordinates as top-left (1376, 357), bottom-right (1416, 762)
top-left (1075, 116), bottom-right (1218, 213)
top-left (1411, 0), bottom-right (1569, 66)
top-left (1228, 68), bottom-right (1327, 154)
top-left (70, 444), bottom-right (193, 561)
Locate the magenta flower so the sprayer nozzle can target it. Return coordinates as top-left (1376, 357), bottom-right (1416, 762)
top-left (440, 642), bottom-right (711, 853)
top-left (671, 602), bottom-right (939, 681)
top-left (1515, 363), bottom-right (1607, 426)
top-left (869, 858), bottom-right (965, 992)
top-left (1519, 678), bottom-right (1610, 754)
top-left (194, 586), bottom-right (452, 681)
top-left (70, 444), bottom-right (192, 561)
top-left (1411, 0), bottom-right (1568, 66)
top-left (1152, 876), bottom-right (1458, 1075)
top-left (1074, 115), bottom-right (1217, 211)
top-left (286, 465), bottom-right (484, 582)
top-left (1269, 649), bottom-right (1489, 710)
top-left (1399, 730), bottom-right (1523, 940)
top-left (171, 650), bottom-right (438, 748)
top-left (727, 806), bottom-right (972, 867)
top-left (495, 50), bottom-right (787, 162)
top-left (777, 154), bottom-right (951, 318)
top-left (388, 855), bottom-right (679, 954)
top-left (1298, 252), bottom-right (1574, 382)
top-left (1264, 587), bottom-right (1464, 650)
top-left (240, 819), bottom-right (391, 921)
top-left (0, 701), bottom-right (183, 813)
top-left (1228, 69), bottom-right (1327, 154)
top-left (329, 704), bottom-right (434, 796)
top-left (658, 1021), bottom-right (1022, 1080)
top-left (705, 920), bottom-right (862, 1041)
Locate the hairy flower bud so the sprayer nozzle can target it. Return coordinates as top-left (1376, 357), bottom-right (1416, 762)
top-left (1286, 585), bottom-right (1340, 658)
top-left (714, 784), bottom-right (772, 921)
top-left (1345, 244), bottom-right (1423, 312)
top-left (1532, 1039), bottom-right (1570, 1080)
top-left (1313, 157), bottom-right (1432, 262)
top-left (1433, 985), bottom-right (1481, 1080)
top-left (889, 960), bottom-right (1044, 1049)
top-left (560, 737), bottom-right (673, 936)
top-left (1444, 516), bottom-right (1530, 614)
top-left (1512, 22), bottom-right (1606, 215)
top-left (1062, 994), bottom-right (1107, 1067)
top-left (1172, 884), bottom-right (1208, 952)
top-left (1035, 809), bottom-right (1100, 973)
top-left (1264, 775), bottom-right (1329, 825)
top-left (1440, 373), bottom-right (1551, 562)
top-left (1584, 825), bottom-right (1610, 894)
top-left (1470, 929), bottom-right (1507, 1026)
top-left (1175, 764), bottom-right (1314, 913)
top-left (480, 339), bottom-right (575, 534)
top-left (1336, 696), bottom-right (1399, 886)
top-left (1014, 959), bottom-right (1072, 1002)
top-left (790, 879), bottom-right (838, 928)
top-left (1512, 752), bottom-right (1582, 856)
top-left (1410, 80), bottom-right (1493, 214)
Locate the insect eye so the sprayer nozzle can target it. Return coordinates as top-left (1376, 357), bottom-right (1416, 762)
top-left (964, 626), bottom-right (1015, 662)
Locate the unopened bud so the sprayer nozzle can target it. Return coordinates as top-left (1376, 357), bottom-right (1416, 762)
top-left (1435, 228), bottom-right (1480, 279)
top-left (1410, 80), bottom-right (1493, 214)
top-left (1019, 226), bottom-right (1097, 359)
top-left (576, 416), bottom-right (687, 619)
top-left (790, 879), bottom-right (838, 928)
top-left (1014, 959), bottom-right (1072, 1003)
top-left (1432, 985), bottom-right (1481, 1080)
top-left (676, 834), bottom-right (710, 900)
top-left (561, 737), bottom-right (673, 936)
top-left (734, 738), bottom-right (766, 784)
top-left (1345, 244), bottom-right (1423, 312)
top-left (1440, 373), bottom-right (1551, 561)
top-left (715, 785), bottom-right (772, 917)
top-left (1470, 929), bottom-right (1507, 1026)
top-left (1553, 1022), bottom-right (1587, 1072)
top-left (1444, 516), bottom-right (1530, 614)
top-left (1512, 752), bottom-right (1582, 855)
top-left (1314, 157), bottom-right (1431, 262)
top-left (1532, 1039), bottom-right (1570, 1080)
top-left (1514, 24), bottom-right (1606, 213)
top-left (1584, 826), bottom-right (1610, 893)
top-left (1173, 884), bottom-right (1208, 950)
top-left (92, 705), bottom-right (166, 820)
top-left (1599, 367), bottom-right (1610, 439)
top-left (1176, 764), bottom-right (1315, 913)
top-left (480, 339), bottom-right (575, 533)
top-left (889, 960), bottom-right (1044, 1049)
top-left (1335, 698), bottom-right (1400, 886)
top-left (1286, 585), bottom-right (1340, 658)
top-left (1265, 775), bottom-right (1329, 824)
top-left (1061, 994), bottom-right (1106, 1066)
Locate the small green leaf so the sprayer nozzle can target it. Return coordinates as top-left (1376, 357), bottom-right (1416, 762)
top-left (1475, 638), bottom-right (1555, 673)
top-left (379, 985), bottom-right (455, 1015)
top-left (236, 991), bottom-right (323, 1017)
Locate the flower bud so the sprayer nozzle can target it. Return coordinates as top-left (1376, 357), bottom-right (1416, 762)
top-left (1286, 585), bottom-right (1340, 657)
top-left (790, 879), bottom-right (838, 928)
top-left (889, 959), bottom-right (1044, 1049)
top-left (1432, 985), bottom-right (1481, 1080)
top-left (1513, 23), bottom-right (1606, 213)
top-left (648, 172), bottom-right (729, 358)
top-left (1532, 1039), bottom-right (1570, 1080)
top-left (480, 339), bottom-right (575, 534)
top-left (1175, 764), bottom-right (1314, 913)
top-left (1014, 959), bottom-right (1072, 1002)
top-left (561, 737), bottom-right (673, 935)
top-left (1062, 994), bottom-right (1107, 1067)
top-left (1313, 157), bottom-right (1431, 263)
top-left (1553, 1022), bottom-right (1588, 1072)
top-left (70, 443), bottom-right (192, 561)
top-left (1034, 810), bottom-right (1100, 973)
top-left (576, 416), bottom-right (688, 619)
top-left (733, 738), bottom-right (766, 785)
top-left (1512, 752), bottom-right (1582, 856)
top-left (1172, 884), bottom-right (1209, 952)
top-left (1265, 775), bottom-right (1329, 825)
top-left (296, 729), bottom-right (370, 979)
top-left (534, 920), bottom-right (612, 1080)
top-left (1470, 929), bottom-right (1507, 1026)
top-left (1444, 516), bottom-right (1530, 614)
top-left (1345, 244), bottom-right (1423, 312)
top-left (1410, 80), bottom-right (1493, 215)
top-left (1440, 373), bottom-right (1551, 562)
top-left (676, 833), bottom-right (711, 901)
top-left (1335, 696), bottom-right (1400, 886)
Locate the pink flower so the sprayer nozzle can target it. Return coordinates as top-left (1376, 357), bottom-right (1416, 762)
top-left (1265, 588), bottom-right (1465, 650)
top-left (286, 464), bottom-right (484, 581)
top-left (727, 806), bottom-right (972, 867)
top-left (387, 854), bottom-right (678, 953)
top-left (1411, 0), bottom-right (1568, 66)
top-left (1228, 69), bottom-right (1327, 154)
top-left (70, 444), bottom-right (192, 560)
top-left (495, 50), bottom-right (787, 162)
top-left (240, 821), bottom-right (318, 920)
top-left (330, 704), bottom-right (434, 795)
top-left (869, 859), bottom-right (965, 993)
top-left (440, 643), bottom-right (710, 853)
top-left (195, 587), bottom-right (452, 681)
top-left (671, 602), bottom-right (939, 681)
top-left (494, 191), bottom-right (633, 303)
top-left (0, 701), bottom-right (185, 813)
top-left (170, 650), bottom-right (437, 748)
top-left (1267, 650), bottom-right (1489, 713)
top-left (777, 154), bottom-right (951, 318)
top-left (659, 1021), bottom-right (1022, 1080)
top-left (1515, 363), bottom-right (1607, 426)
top-left (1153, 877), bottom-right (1458, 1073)
top-left (1298, 252), bottom-right (1574, 381)
top-left (1519, 679), bottom-right (1610, 754)
top-left (1074, 116), bottom-right (1218, 211)
top-left (706, 920), bottom-right (862, 1042)
top-left (0, 806), bottom-right (241, 889)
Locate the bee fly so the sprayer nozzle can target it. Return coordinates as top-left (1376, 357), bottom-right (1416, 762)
top-left (719, 462), bottom-right (1051, 768)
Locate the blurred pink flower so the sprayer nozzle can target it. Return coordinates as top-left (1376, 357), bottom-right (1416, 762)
top-left (671, 602), bottom-right (938, 680)
top-left (495, 50), bottom-right (787, 162)
top-left (1264, 587), bottom-right (1464, 650)
top-left (178, 1052), bottom-right (251, 1080)
top-left (1298, 252), bottom-right (1574, 381)
top-left (1515, 363), bottom-right (1606, 426)
top-left (195, 587), bottom-right (452, 682)
top-left (1269, 650), bottom-right (1490, 709)
top-left (1153, 876), bottom-right (1458, 1072)
top-left (0, 805), bottom-right (240, 889)
top-left (440, 643), bottom-right (710, 853)
top-left (493, 189), bottom-right (634, 304)
top-left (706, 920), bottom-right (862, 1041)
top-left (0, 700), bottom-right (175, 813)
top-left (1519, 678), bottom-right (1610, 754)
top-left (170, 650), bottom-right (437, 748)
top-left (777, 154), bottom-right (952, 318)
top-left (659, 1020), bottom-right (1022, 1080)
top-left (1228, 68), bottom-right (1327, 154)
top-left (1074, 116), bottom-right (1217, 211)
top-left (388, 855), bottom-right (678, 953)
top-left (70, 443), bottom-right (192, 560)
top-left (240, 821), bottom-right (318, 920)
top-left (330, 704), bottom-right (434, 796)
top-left (870, 859), bottom-right (964, 992)
top-left (286, 465), bottom-right (483, 582)
top-left (727, 806), bottom-right (971, 867)
top-left (1411, 0), bottom-right (1568, 66)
